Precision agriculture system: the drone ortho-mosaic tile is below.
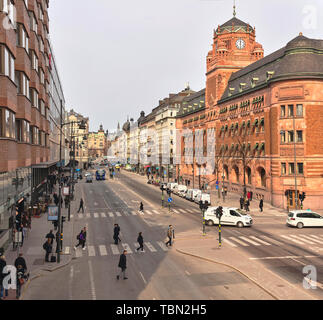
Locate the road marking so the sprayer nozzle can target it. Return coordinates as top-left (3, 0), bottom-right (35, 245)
top-left (157, 241), bottom-right (168, 251)
top-left (249, 255), bottom-right (307, 260)
top-left (116, 212), bottom-right (122, 217)
top-left (88, 260), bottom-right (97, 300)
top-left (229, 237), bottom-right (249, 246)
top-left (290, 257), bottom-right (307, 266)
top-left (122, 243), bottom-right (133, 254)
top-left (222, 238), bottom-right (237, 247)
top-left (298, 235), bottom-right (323, 244)
top-left (70, 214), bottom-right (74, 218)
top-left (101, 212), bottom-right (106, 218)
top-left (86, 213), bottom-right (91, 218)
top-left (110, 245), bottom-right (120, 255)
top-left (185, 270), bottom-right (191, 276)
top-left (78, 214), bottom-right (83, 219)
top-left (65, 246), bottom-right (70, 254)
top-left (99, 245), bottom-right (108, 256)
top-left (108, 212), bottom-right (114, 217)
top-left (75, 249), bottom-right (82, 258)
top-left (146, 210), bottom-right (153, 215)
top-left (69, 265), bottom-right (74, 300)
top-left (177, 209), bottom-right (186, 213)
top-left (249, 236), bottom-right (271, 246)
top-left (88, 245), bottom-right (96, 257)
top-left (138, 210), bottom-right (144, 215)
top-left (93, 213), bottom-right (99, 218)
top-left (133, 242), bottom-right (145, 252)
top-left (152, 210), bottom-right (160, 215)
top-left (145, 242), bottom-right (157, 252)
top-left (239, 236), bottom-right (261, 246)
top-left (281, 235), bottom-right (303, 245)
top-left (173, 209), bottom-right (180, 214)
top-left (289, 235), bottom-right (315, 244)
top-left (260, 236), bottom-right (281, 246)
top-left (139, 272), bottom-right (147, 284)
top-left (306, 235), bottom-right (323, 244)
top-left (131, 211), bottom-right (137, 216)
top-left (123, 211), bottom-right (130, 216)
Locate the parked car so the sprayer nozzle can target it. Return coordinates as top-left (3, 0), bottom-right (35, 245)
top-left (286, 210), bottom-right (323, 229)
top-left (174, 185), bottom-right (188, 196)
top-left (195, 193), bottom-right (211, 204)
top-left (96, 169), bottom-right (106, 180)
top-left (205, 207), bottom-right (253, 228)
top-left (186, 189), bottom-right (201, 201)
top-left (86, 174), bottom-right (93, 183)
top-left (167, 182), bottom-right (178, 191)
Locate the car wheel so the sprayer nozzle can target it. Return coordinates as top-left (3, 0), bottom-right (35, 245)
top-left (297, 222), bottom-right (304, 229)
top-left (237, 221), bottom-right (244, 228)
top-left (207, 220), bottom-right (214, 226)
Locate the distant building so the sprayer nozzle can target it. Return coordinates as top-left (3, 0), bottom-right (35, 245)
top-left (88, 125), bottom-right (108, 159)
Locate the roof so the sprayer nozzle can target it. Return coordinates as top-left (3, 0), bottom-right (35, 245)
top-left (219, 34), bottom-right (323, 102)
top-left (217, 16), bottom-right (254, 34)
top-left (177, 88), bottom-right (205, 118)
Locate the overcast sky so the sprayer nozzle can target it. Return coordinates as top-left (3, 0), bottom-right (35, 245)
top-left (49, 0), bottom-right (323, 132)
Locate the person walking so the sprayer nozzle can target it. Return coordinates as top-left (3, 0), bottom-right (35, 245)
top-left (245, 198), bottom-right (250, 212)
top-left (0, 255), bottom-right (9, 300)
top-left (15, 253), bottom-right (28, 299)
top-left (136, 232), bottom-right (144, 252)
top-left (116, 250), bottom-right (128, 280)
top-left (45, 230), bottom-right (55, 245)
top-left (239, 196), bottom-right (244, 210)
top-left (259, 198), bottom-right (264, 213)
top-left (43, 238), bottom-right (52, 262)
top-left (74, 227), bottom-right (87, 250)
top-left (165, 225), bottom-right (175, 247)
top-left (78, 198), bottom-right (84, 213)
top-left (64, 196), bottom-right (69, 209)
top-left (53, 193), bottom-right (59, 206)
top-left (113, 224), bottom-right (121, 245)
top-left (139, 202), bottom-right (144, 212)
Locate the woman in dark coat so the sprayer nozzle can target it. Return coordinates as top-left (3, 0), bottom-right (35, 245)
top-left (117, 250), bottom-right (128, 280)
top-left (136, 232), bottom-right (144, 252)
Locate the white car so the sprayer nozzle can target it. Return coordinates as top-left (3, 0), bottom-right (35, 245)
top-left (195, 193), bottom-right (211, 204)
top-left (286, 210), bottom-right (323, 228)
top-left (167, 183), bottom-right (178, 191)
top-left (204, 207), bottom-right (253, 228)
top-left (186, 189), bottom-right (201, 201)
top-left (174, 185), bottom-right (187, 196)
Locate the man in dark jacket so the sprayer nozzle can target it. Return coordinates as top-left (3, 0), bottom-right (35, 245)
top-left (78, 198), bottom-right (84, 213)
top-left (259, 198), bottom-right (264, 212)
top-left (113, 224), bottom-right (121, 245)
top-left (43, 238), bottom-right (52, 262)
top-left (239, 197), bottom-right (244, 210)
top-left (117, 250), bottom-right (128, 280)
top-left (136, 232), bottom-right (144, 252)
top-left (46, 230), bottom-right (55, 245)
top-left (15, 253), bottom-right (28, 299)
top-left (14, 253), bottom-right (27, 271)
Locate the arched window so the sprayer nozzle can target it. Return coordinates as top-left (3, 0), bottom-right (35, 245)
top-left (257, 167), bottom-right (266, 188)
top-left (224, 165), bottom-right (229, 181)
top-left (246, 167), bottom-right (251, 185)
top-left (232, 165), bottom-right (239, 183)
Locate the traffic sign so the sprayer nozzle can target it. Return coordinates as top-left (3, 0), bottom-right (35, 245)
top-left (168, 197), bottom-right (173, 203)
top-left (216, 180), bottom-right (219, 185)
top-left (216, 185), bottom-right (219, 190)
top-left (112, 172), bottom-right (115, 176)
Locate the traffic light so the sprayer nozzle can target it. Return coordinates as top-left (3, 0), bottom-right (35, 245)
top-left (216, 206), bottom-right (223, 219)
top-left (61, 216), bottom-right (66, 223)
top-left (302, 192), bottom-right (306, 201)
top-left (167, 188), bottom-right (171, 196)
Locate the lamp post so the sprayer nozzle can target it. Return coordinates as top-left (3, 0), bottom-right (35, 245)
top-left (292, 111), bottom-right (298, 210)
top-left (222, 128), bottom-right (225, 202)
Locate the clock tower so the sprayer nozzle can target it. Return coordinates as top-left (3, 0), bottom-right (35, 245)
top-left (205, 11), bottom-right (264, 108)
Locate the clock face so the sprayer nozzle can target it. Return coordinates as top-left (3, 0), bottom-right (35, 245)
top-left (236, 39), bottom-right (245, 49)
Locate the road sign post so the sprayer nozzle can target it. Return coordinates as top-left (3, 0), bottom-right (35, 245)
top-left (216, 206), bottom-right (223, 248)
top-left (168, 197), bottom-right (173, 212)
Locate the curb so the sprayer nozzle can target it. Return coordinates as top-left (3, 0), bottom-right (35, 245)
top-left (175, 247), bottom-right (279, 300)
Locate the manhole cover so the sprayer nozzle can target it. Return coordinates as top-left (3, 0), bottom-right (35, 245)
top-left (33, 258), bottom-right (44, 265)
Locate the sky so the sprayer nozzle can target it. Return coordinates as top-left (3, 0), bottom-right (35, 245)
top-left (49, 0), bottom-right (323, 132)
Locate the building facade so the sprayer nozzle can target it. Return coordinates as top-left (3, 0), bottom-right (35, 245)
top-left (88, 124), bottom-right (108, 159)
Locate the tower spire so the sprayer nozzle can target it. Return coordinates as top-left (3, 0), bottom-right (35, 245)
top-left (233, 0), bottom-right (236, 17)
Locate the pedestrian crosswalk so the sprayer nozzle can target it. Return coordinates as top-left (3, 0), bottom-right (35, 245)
top-left (67, 240), bottom-right (170, 258)
top-left (221, 233), bottom-right (323, 249)
top-left (69, 208), bottom-right (200, 219)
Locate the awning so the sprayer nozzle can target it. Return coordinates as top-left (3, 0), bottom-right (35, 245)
top-left (31, 160), bottom-right (58, 169)
top-left (144, 165), bottom-right (150, 168)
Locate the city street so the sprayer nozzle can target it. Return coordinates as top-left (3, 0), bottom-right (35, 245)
top-left (21, 168), bottom-right (323, 300)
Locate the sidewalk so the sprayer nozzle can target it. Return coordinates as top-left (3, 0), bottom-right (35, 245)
top-left (174, 232), bottom-right (316, 300)
top-left (2, 182), bottom-right (79, 300)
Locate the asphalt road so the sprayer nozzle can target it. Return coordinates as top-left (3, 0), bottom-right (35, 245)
top-left (22, 168), bottom-right (274, 300)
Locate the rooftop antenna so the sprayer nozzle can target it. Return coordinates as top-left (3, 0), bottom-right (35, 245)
top-left (233, 0), bottom-right (236, 17)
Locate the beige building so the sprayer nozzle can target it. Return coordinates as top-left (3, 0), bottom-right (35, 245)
top-left (88, 125), bottom-right (108, 159)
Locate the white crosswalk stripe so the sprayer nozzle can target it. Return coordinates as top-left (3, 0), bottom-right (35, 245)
top-left (229, 237), bottom-right (249, 246)
top-left (70, 214), bottom-right (74, 218)
top-left (110, 245), bottom-right (120, 255)
top-left (239, 236), bottom-right (261, 246)
top-left (93, 213), bottom-right (99, 218)
top-left (281, 235), bottom-right (303, 244)
top-left (145, 242), bottom-right (157, 252)
top-left (78, 214), bottom-right (83, 219)
top-left (138, 210), bottom-right (144, 215)
top-left (306, 235), bottom-right (323, 244)
top-left (173, 209), bottom-right (180, 214)
top-left (178, 209), bottom-right (186, 213)
top-left (86, 213), bottom-right (91, 218)
top-left (122, 243), bottom-right (133, 254)
top-left (133, 243), bottom-right (145, 252)
top-left (64, 246), bottom-right (70, 254)
top-left (249, 236), bottom-right (271, 246)
top-left (123, 211), bottom-right (130, 216)
top-left (146, 210), bottom-right (153, 215)
top-left (152, 210), bottom-right (160, 215)
top-left (289, 235), bottom-right (316, 245)
top-left (75, 249), bottom-right (82, 258)
top-left (116, 212), bottom-right (121, 217)
top-left (157, 241), bottom-right (168, 251)
top-left (131, 211), bottom-right (137, 216)
top-left (99, 245), bottom-right (108, 256)
top-left (88, 245), bottom-right (96, 256)
top-left (108, 212), bottom-right (114, 217)
top-left (100, 212), bottom-right (106, 218)
top-left (222, 238), bottom-right (237, 247)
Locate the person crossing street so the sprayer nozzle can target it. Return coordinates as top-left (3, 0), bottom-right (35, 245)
top-left (165, 225), bottom-right (175, 247)
top-left (139, 201), bottom-right (144, 213)
top-left (136, 232), bottom-right (144, 252)
top-left (78, 198), bottom-right (84, 213)
top-left (74, 227), bottom-right (87, 250)
top-left (259, 198), bottom-right (264, 212)
top-left (113, 224), bottom-right (121, 245)
top-left (117, 250), bottom-right (128, 280)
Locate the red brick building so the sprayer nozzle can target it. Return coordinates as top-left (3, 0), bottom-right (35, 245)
top-left (177, 14), bottom-right (323, 210)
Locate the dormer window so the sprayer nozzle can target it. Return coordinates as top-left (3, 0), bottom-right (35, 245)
top-left (228, 87), bottom-right (235, 97)
top-left (251, 77), bottom-right (259, 88)
top-left (239, 83), bottom-right (246, 92)
top-left (266, 71), bottom-right (274, 81)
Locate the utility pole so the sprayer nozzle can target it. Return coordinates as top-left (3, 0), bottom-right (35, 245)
top-left (222, 129), bottom-right (225, 202)
top-left (293, 110), bottom-right (298, 209)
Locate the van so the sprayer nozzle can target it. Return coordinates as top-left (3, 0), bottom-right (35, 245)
top-left (195, 193), bottom-right (211, 204)
top-left (186, 189), bottom-right (201, 201)
top-left (204, 207), bottom-right (253, 228)
top-left (177, 185), bottom-right (188, 197)
top-left (167, 183), bottom-right (178, 191)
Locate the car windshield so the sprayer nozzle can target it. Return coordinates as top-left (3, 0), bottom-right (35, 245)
top-left (288, 212), bottom-right (294, 217)
top-left (235, 209), bottom-right (246, 215)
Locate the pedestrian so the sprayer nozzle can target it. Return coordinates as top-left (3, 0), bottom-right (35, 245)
top-left (43, 238), bottom-right (52, 262)
top-left (136, 232), bottom-right (144, 252)
top-left (15, 253), bottom-right (28, 300)
top-left (53, 193), bottom-right (59, 206)
top-left (247, 191), bottom-right (251, 201)
top-left (78, 198), bottom-right (84, 213)
top-left (250, 191), bottom-right (253, 201)
top-left (239, 196), bottom-right (244, 210)
top-left (45, 230), bottom-right (55, 245)
top-left (74, 227), bottom-right (86, 250)
top-left (139, 202), bottom-right (144, 212)
top-left (0, 255), bottom-right (9, 300)
top-left (224, 186), bottom-right (228, 196)
top-left (113, 224), bottom-right (121, 245)
top-left (116, 250), bottom-right (128, 280)
top-left (64, 196), bottom-right (69, 209)
top-left (245, 198), bottom-right (250, 212)
top-left (259, 198), bottom-right (264, 212)
top-left (165, 225), bottom-right (175, 247)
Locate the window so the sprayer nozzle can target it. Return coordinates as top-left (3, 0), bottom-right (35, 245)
top-left (39, 37), bottom-right (44, 53)
top-left (288, 131), bottom-right (294, 143)
top-left (281, 163), bottom-right (286, 175)
top-left (289, 163), bottom-right (295, 175)
top-left (30, 88), bottom-right (39, 108)
top-left (17, 23), bottom-right (29, 52)
top-left (281, 131), bottom-right (286, 143)
top-left (29, 11), bottom-right (38, 33)
top-left (38, 4), bottom-right (44, 21)
top-left (15, 71), bottom-right (30, 98)
top-left (280, 105), bottom-right (286, 117)
top-left (296, 104), bottom-right (303, 117)
top-left (0, 45), bottom-right (15, 82)
top-left (4, 108), bottom-right (15, 138)
top-left (297, 163), bottom-right (304, 175)
top-left (39, 67), bottom-right (44, 84)
top-left (15, 119), bottom-right (22, 141)
top-left (288, 105), bottom-right (294, 117)
top-left (39, 99), bottom-right (45, 116)
top-left (297, 130), bottom-right (303, 142)
top-left (1, 0), bottom-right (9, 13)
top-left (31, 50), bottom-right (38, 71)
